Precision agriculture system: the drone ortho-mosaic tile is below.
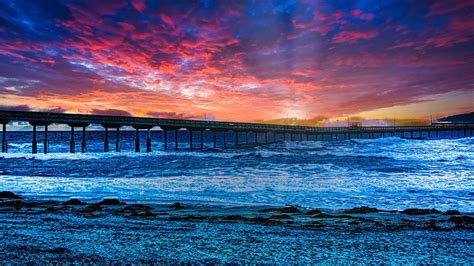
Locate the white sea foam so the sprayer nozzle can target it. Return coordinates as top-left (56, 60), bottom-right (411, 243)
top-left (1, 134), bottom-right (473, 211)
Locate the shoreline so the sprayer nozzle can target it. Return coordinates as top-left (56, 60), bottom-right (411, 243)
top-left (1, 191), bottom-right (473, 263)
top-left (1, 191), bottom-right (473, 232)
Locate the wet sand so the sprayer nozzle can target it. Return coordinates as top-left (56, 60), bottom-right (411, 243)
top-left (1, 192), bottom-right (473, 263)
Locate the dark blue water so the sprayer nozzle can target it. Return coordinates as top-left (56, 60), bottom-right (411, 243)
top-left (1, 130), bottom-right (473, 211)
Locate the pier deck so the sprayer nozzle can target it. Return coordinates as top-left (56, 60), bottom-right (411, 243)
top-left (1, 110), bottom-right (473, 153)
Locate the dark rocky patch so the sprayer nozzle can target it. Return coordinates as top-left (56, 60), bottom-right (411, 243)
top-left (357, 217), bottom-right (382, 224)
top-left (250, 217), bottom-right (283, 226)
top-left (119, 204), bottom-right (155, 218)
top-left (448, 216), bottom-right (474, 225)
top-left (171, 202), bottom-right (183, 209)
top-left (46, 206), bottom-right (64, 213)
top-left (47, 247), bottom-right (69, 254)
top-left (222, 215), bottom-right (248, 221)
top-left (0, 200), bottom-right (24, 208)
top-left (401, 208), bottom-right (441, 215)
top-left (77, 205), bottom-right (102, 214)
top-left (0, 191), bottom-right (22, 199)
top-left (442, 210), bottom-right (461, 216)
top-left (122, 204), bottom-right (153, 212)
top-left (62, 199), bottom-right (85, 205)
top-left (42, 217), bottom-right (60, 222)
top-left (270, 214), bottom-right (293, 219)
top-left (343, 206), bottom-right (380, 214)
top-left (422, 221), bottom-right (444, 231)
top-left (312, 213), bottom-right (353, 219)
top-left (130, 211), bottom-right (155, 217)
top-left (259, 206), bottom-right (301, 214)
top-left (305, 209), bottom-right (322, 215)
top-left (94, 199), bottom-right (124, 205)
top-left (169, 215), bottom-right (208, 221)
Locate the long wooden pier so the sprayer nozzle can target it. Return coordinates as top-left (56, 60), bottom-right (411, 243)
top-left (1, 110), bottom-right (472, 154)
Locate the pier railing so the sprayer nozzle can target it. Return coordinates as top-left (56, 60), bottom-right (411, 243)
top-left (1, 110), bottom-right (473, 153)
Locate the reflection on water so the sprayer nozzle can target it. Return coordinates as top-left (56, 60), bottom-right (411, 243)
top-left (0, 131), bottom-right (473, 211)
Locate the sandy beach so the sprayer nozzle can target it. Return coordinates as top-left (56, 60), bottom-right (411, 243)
top-left (1, 191), bottom-right (473, 264)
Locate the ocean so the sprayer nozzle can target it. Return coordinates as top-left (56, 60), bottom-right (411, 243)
top-left (1, 130), bottom-right (473, 212)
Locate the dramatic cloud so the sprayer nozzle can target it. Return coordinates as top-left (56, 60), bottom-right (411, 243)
top-left (92, 109), bottom-right (132, 117)
top-left (0, 0), bottom-right (472, 123)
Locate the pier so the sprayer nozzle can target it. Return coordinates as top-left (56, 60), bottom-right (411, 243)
top-left (1, 110), bottom-right (473, 154)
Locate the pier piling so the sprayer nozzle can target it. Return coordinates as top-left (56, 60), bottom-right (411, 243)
top-left (200, 130), bottom-right (204, 149)
top-left (135, 128), bottom-right (140, 152)
top-left (44, 125), bottom-right (49, 154)
top-left (164, 129), bottom-right (168, 150)
top-left (104, 127), bottom-right (109, 152)
top-left (175, 129), bottom-right (178, 150)
top-left (146, 128), bottom-right (151, 153)
top-left (32, 125), bottom-right (37, 154)
top-left (223, 131), bottom-right (227, 149)
top-left (189, 130), bottom-right (193, 150)
top-left (116, 127), bottom-right (120, 152)
top-left (81, 126), bottom-right (86, 153)
top-left (1, 122), bottom-right (6, 153)
top-left (213, 131), bottom-right (216, 148)
top-left (70, 126), bottom-right (75, 153)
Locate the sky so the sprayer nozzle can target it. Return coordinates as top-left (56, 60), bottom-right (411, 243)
top-left (0, 0), bottom-right (473, 124)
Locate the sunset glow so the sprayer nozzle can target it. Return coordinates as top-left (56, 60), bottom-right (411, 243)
top-left (0, 0), bottom-right (473, 123)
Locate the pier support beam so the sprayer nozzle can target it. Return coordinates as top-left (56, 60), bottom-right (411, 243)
top-left (265, 132), bottom-right (268, 144)
top-left (189, 130), bottom-right (193, 150)
top-left (254, 131), bottom-right (257, 144)
top-left (135, 128), bottom-right (140, 152)
top-left (213, 130), bottom-right (216, 148)
top-left (116, 127), bottom-right (120, 152)
top-left (70, 126), bottom-right (75, 153)
top-left (82, 126), bottom-right (86, 153)
top-left (164, 129), bottom-right (168, 150)
top-left (223, 131), bottom-right (227, 149)
top-left (200, 130), bottom-right (204, 149)
top-left (32, 125), bottom-right (37, 154)
top-left (245, 131), bottom-right (248, 144)
top-left (44, 125), bottom-right (49, 154)
top-left (146, 128), bottom-right (151, 153)
top-left (235, 131), bottom-right (238, 146)
top-left (1, 122), bottom-right (7, 153)
top-left (104, 128), bottom-right (109, 152)
top-left (175, 129), bottom-right (178, 150)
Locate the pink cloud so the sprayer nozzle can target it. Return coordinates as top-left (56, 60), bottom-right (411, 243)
top-left (131, 0), bottom-right (145, 12)
top-left (332, 30), bottom-right (378, 43)
top-left (427, 0), bottom-right (474, 17)
top-left (160, 14), bottom-right (175, 28)
top-left (92, 109), bottom-right (132, 117)
top-left (350, 9), bottom-right (374, 21)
